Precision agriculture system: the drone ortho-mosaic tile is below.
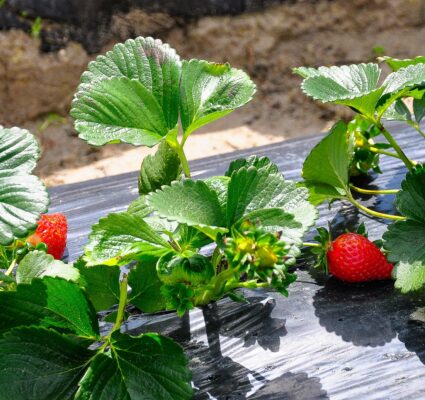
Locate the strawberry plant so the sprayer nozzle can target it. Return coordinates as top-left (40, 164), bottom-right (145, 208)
top-left (0, 126), bottom-right (192, 399)
top-left (294, 57), bottom-right (425, 291)
top-left (70, 37), bottom-right (318, 318)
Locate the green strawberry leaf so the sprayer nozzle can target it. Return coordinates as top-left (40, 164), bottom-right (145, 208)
top-left (139, 140), bottom-right (182, 195)
top-left (0, 326), bottom-right (94, 400)
top-left (383, 166), bottom-right (425, 292)
top-left (177, 224), bottom-right (212, 251)
top-left (381, 55), bottom-right (425, 71)
top-left (298, 63), bottom-right (383, 118)
top-left (0, 126), bottom-right (49, 245)
top-left (84, 212), bottom-right (171, 266)
top-left (127, 195), bottom-right (153, 217)
top-left (16, 250), bottom-right (80, 285)
top-left (302, 121), bottom-right (354, 202)
top-left (76, 331), bottom-right (192, 400)
top-left (204, 175), bottom-right (229, 214)
top-left (413, 96), bottom-right (425, 123)
top-left (292, 66), bottom-right (321, 78)
top-left (76, 259), bottom-right (120, 312)
top-left (179, 60), bottom-right (256, 137)
top-left (128, 253), bottom-right (167, 313)
top-left (71, 77), bottom-right (174, 147)
top-left (225, 155), bottom-right (279, 177)
top-left (383, 63), bottom-right (425, 95)
top-left (382, 99), bottom-right (411, 121)
top-left (147, 179), bottom-right (227, 239)
top-left (80, 37), bottom-right (181, 129)
top-left (395, 165), bottom-right (425, 223)
top-left (0, 277), bottom-right (99, 338)
top-left (72, 37), bottom-right (181, 146)
top-left (300, 181), bottom-right (346, 206)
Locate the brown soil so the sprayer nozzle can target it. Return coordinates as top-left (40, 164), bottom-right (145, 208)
top-left (2, 0), bottom-right (425, 186)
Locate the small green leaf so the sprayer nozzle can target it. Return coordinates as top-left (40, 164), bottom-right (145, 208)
top-left (413, 96), bottom-right (425, 123)
top-left (179, 60), bottom-right (256, 137)
top-left (381, 55), bottom-right (425, 71)
top-left (0, 277), bottom-right (99, 338)
top-left (383, 63), bottom-right (425, 95)
top-left (382, 99), bottom-right (411, 121)
top-left (0, 127), bottom-right (49, 245)
top-left (300, 182), bottom-right (346, 206)
top-left (16, 251), bottom-right (80, 285)
top-left (157, 252), bottom-right (214, 285)
top-left (127, 195), bottom-right (153, 217)
top-left (76, 259), bottom-right (120, 312)
top-left (139, 141), bottom-right (182, 195)
top-left (147, 179), bottom-right (227, 238)
top-left (71, 77), bottom-right (173, 147)
top-left (0, 326), bottom-right (94, 400)
top-left (302, 121), bottom-right (354, 197)
top-left (80, 37), bottom-right (181, 129)
top-left (393, 260), bottom-right (425, 293)
top-left (292, 66), bottom-right (321, 78)
top-left (299, 64), bottom-right (382, 117)
top-left (84, 212), bottom-right (170, 266)
top-left (129, 253), bottom-right (167, 313)
top-left (225, 155), bottom-right (279, 177)
top-left (236, 208), bottom-right (302, 243)
top-left (177, 224), bottom-right (211, 251)
top-left (76, 331), bottom-right (192, 400)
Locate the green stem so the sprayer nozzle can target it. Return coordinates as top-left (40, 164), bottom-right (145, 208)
top-left (112, 274), bottom-right (128, 333)
top-left (377, 123), bottom-right (414, 171)
top-left (368, 146), bottom-right (401, 159)
top-left (302, 242), bottom-right (321, 248)
top-left (175, 144), bottom-right (191, 178)
top-left (5, 259), bottom-right (16, 276)
top-left (349, 184), bottom-right (399, 195)
top-left (347, 192), bottom-right (406, 221)
top-left (225, 280), bottom-right (269, 291)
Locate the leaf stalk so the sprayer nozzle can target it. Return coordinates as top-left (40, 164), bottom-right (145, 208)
top-left (349, 184), bottom-right (399, 195)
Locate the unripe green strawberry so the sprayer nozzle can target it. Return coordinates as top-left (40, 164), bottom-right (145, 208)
top-left (327, 233), bottom-right (393, 283)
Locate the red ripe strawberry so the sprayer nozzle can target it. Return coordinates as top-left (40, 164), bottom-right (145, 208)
top-left (327, 233), bottom-right (393, 283)
top-left (27, 213), bottom-right (68, 259)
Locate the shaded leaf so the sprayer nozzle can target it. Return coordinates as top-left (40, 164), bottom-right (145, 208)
top-left (302, 121), bottom-right (353, 197)
top-left (139, 140), bottom-right (182, 195)
top-left (128, 253), bottom-right (167, 313)
top-left (76, 259), bottom-right (120, 312)
top-left (0, 326), bottom-right (94, 400)
top-left (382, 99), bottom-right (411, 121)
top-left (0, 277), bottom-right (99, 338)
top-left (76, 331), bottom-right (192, 400)
top-left (413, 96), bottom-right (425, 123)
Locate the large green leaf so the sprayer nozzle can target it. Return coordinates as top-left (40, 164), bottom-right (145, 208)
top-left (383, 166), bottom-right (425, 292)
top-left (396, 165), bottom-right (425, 223)
top-left (16, 250), bottom-right (80, 285)
top-left (0, 327), bottom-right (94, 400)
top-left (0, 277), bottom-right (99, 338)
top-left (147, 179), bottom-right (227, 239)
top-left (381, 55), bottom-right (425, 72)
top-left (299, 63), bottom-right (383, 117)
top-left (80, 37), bottom-right (181, 129)
top-left (128, 254), bottom-right (167, 313)
top-left (139, 140), bottom-right (182, 195)
top-left (76, 331), bottom-right (192, 400)
top-left (76, 260), bottom-right (120, 312)
top-left (71, 77), bottom-right (173, 147)
top-left (302, 121), bottom-right (354, 201)
top-left (179, 60), bottom-right (256, 137)
top-left (0, 127), bottom-right (49, 245)
top-left (383, 63), bottom-right (425, 95)
top-left (84, 212), bottom-right (171, 266)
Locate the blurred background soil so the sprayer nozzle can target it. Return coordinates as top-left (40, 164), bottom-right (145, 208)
top-left (1, 0), bottom-right (425, 185)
